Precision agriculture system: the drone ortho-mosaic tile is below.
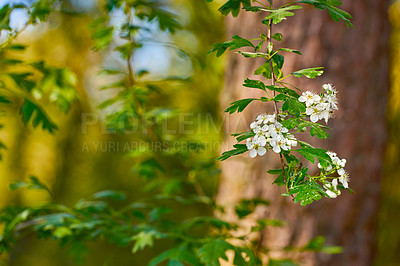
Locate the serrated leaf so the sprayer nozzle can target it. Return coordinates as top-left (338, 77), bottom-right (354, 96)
top-left (149, 246), bottom-right (201, 266)
top-left (243, 79), bottom-right (266, 91)
top-left (20, 100), bottom-right (58, 133)
top-left (233, 131), bottom-right (255, 142)
top-left (209, 35), bottom-right (255, 57)
top-left (234, 198), bottom-right (270, 219)
top-left (264, 5), bottom-right (303, 24)
top-left (225, 98), bottom-right (257, 114)
top-left (131, 230), bottom-right (165, 253)
top-left (218, 144), bottom-right (248, 161)
top-left (289, 180), bottom-right (325, 206)
top-left (295, 147), bottom-right (332, 167)
top-left (282, 98), bottom-right (306, 116)
top-left (297, 0), bottom-right (353, 27)
top-left (198, 239), bottom-right (234, 266)
top-left (217, 0), bottom-right (251, 17)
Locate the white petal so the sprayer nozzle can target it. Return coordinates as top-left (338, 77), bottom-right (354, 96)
top-left (306, 108), bottom-right (313, 116)
top-left (258, 147), bottom-right (267, 156)
top-left (298, 96), bottom-right (306, 102)
top-left (272, 145), bottom-right (281, 153)
top-left (310, 114), bottom-right (319, 123)
top-left (326, 190), bottom-right (337, 198)
top-left (337, 168), bottom-right (345, 176)
top-left (250, 122), bottom-right (258, 129)
top-left (313, 94), bottom-right (321, 102)
top-left (332, 179), bottom-right (338, 189)
top-left (249, 149), bottom-right (257, 158)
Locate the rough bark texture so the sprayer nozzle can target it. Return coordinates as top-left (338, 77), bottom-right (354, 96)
top-left (217, 1), bottom-right (390, 265)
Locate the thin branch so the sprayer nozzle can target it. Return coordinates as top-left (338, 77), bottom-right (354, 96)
top-left (266, 0), bottom-right (292, 199)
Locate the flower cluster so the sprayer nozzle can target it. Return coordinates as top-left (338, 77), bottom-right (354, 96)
top-left (299, 84), bottom-right (338, 123)
top-left (319, 151), bottom-right (349, 198)
top-left (246, 113), bottom-right (297, 158)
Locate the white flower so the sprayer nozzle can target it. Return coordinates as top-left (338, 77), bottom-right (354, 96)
top-left (270, 135), bottom-right (289, 153)
top-left (254, 135), bottom-right (267, 146)
top-left (339, 172), bottom-right (349, 188)
top-left (306, 105), bottom-right (320, 123)
top-left (324, 183), bottom-right (341, 198)
top-left (257, 113), bottom-right (275, 124)
top-left (302, 84), bottom-right (338, 124)
top-left (248, 142), bottom-right (267, 158)
top-left (247, 113), bottom-right (297, 156)
top-left (250, 121), bottom-right (259, 129)
top-left (299, 91), bottom-right (321, 107)
top-left (319, 151), bottom-right (350, 190)
top-left (337, 168), bottom-right (345, 176)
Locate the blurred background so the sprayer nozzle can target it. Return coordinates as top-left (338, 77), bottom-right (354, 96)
top-left (0, 0), bottom-right (399, 265)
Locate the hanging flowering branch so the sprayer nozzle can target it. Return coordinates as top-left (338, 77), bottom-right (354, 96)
top-left (209, 0), bottom-right (353, 206)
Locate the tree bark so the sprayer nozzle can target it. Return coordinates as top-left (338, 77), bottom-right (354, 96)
top-left (217, 1), bottom-right (390, 265)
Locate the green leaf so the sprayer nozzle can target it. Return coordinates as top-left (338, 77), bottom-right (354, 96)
top-left (147, 8), bottom-right (181, 33)
top-left (295, 147), bottom-right (332, 167)
top-left (298, 121), bottom-right (331, 139)
top-left (243, 78), bottom-right (266, 91)
top-left (301, 236), bottom-right (343, 254)
top-left (277, 48), bottom-right (302, 55)
top-left (89, 16), bottom-right (114, 50)
top-left (0, 4), bottom-right (12, 31)
top-left (297, 0), bottom-right (353, 27)
top-left (92, 190), bottom-right (126, 201)
top-left (30, 0), bottom-right (52, 23)
top-left (209, 35), bottom-right (255, 57)
top-left (292, 67), bottom-right (324, 78)
top-left (254, 56), bottom-right (283, 79)
top-left (131, 230), bottom-right (164, 253)
top-left (232, 131), bottom-right (255, 142)
top-left (272, 33), bottom-right (282, 41)
top-left (282, 98), bottom-right (306, 116)
top-left (133, 158), bottom-right (164, 179)
top-left (198, 239), bottom-right (234, 266)
top-left (309, 123), bottom-right (330, 139)
top-left (20, 100), bottom-right (58, 133)
top-left (234, 198), bottom-right (270, 219)
top-left (237, 51), bottom-right (269, 59)
top-left (289, 179), bottom-right (325, 206)
top-left (251, 219), bottom-right (285, 232)
top-left (281, 117), bottom-right (300, 130)
top-left (53, 226), bottom-right (72, 239)
top-left (225, 98), bottom-right (257, 114)
top-left (149, 246), bottom-right (201, 266)
top-left (215, 0), bottom-right (251, 17)
top-left (9, 176), bottom-right (52, 196)
top-left (218, 144), bottom-right (248, 161)
top-left (264, 5), bottom-right (303, 24)
top-left (268, 169), bottom-right (285, 187)
top-left (267, 85), bottom-right (300, 98)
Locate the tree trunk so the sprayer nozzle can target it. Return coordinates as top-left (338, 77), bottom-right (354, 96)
top-left (217, 1), bottom-right (390, 265)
